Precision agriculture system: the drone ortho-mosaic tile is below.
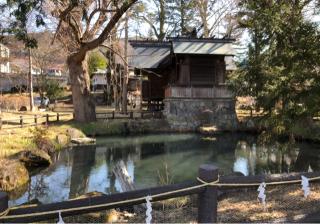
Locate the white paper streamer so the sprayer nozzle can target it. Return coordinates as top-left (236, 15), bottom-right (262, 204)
top-left (257, 182), bottom-right (266, 206)
top-left (57, 211), bottom-right (65, 224)
top-left (301, 175), bottom-right (310, 198)
top-left (145, 196), bottom-right (152, 224)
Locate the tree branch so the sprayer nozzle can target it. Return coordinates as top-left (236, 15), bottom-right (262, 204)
top-left (141, 15), bottom-right (160, 38)
top-left (84, 0), bottom-right (138, 52)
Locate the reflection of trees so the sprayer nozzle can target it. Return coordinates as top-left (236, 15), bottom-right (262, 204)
top-left (69, 146), bottom-right (96, 199)
top-left (141, 143), bottom-right (165, 159)
top-left (27, 175), bottom-right (48, 202)
top-left (105, 146), bottom-right (137, 193)
top-left (234, 140), bottom-right (320, 175)
top-left (294, 145), bottom-right (320, 172)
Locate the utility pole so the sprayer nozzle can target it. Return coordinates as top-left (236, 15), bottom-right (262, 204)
top-left (121, 11), bottom-right (129, 114)
top-left (28, 48), bottom-right (34, 111)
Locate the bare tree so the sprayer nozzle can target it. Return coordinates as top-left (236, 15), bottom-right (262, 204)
top-left (3, 0), bottom-right (138, 121)
top-left (121, 11), bottom-right (129, 114)
top-left (31, 32), bottom-right (64, 101)
top-left (28, 48), bottom-right (34, 111)
top-left (134, 0), bottom-right (172, 41)
top-left (50, 0), bottom-right (138, 121)
top-left (193, 0), bottom-right (239, 38)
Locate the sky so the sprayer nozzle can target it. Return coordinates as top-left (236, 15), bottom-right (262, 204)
top-left (1, 0), bottom-right (320, 60)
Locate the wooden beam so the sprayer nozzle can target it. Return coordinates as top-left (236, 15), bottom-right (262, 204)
top-left (1, 180), bottom-right (201, 223)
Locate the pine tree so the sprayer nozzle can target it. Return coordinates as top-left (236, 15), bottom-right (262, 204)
top-left (232, 0), bottom-right (320, 136)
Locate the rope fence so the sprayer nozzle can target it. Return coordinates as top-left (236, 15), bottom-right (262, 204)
top-left (0, 165), bottom-right (320, 223)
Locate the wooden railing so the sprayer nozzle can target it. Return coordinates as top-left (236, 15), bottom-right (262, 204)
top-left (165, 85), bottom-right (234, 99)
top-left (0, 113), bottom-right (71, 130)
top-left (96, 111), bottom-right (163, 120)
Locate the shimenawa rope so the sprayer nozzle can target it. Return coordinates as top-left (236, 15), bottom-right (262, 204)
top-left (1, 175), bottom-right (320, 220)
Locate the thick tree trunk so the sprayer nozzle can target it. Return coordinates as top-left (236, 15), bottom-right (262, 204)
top-left (68, 55), bottom-right (96, 122)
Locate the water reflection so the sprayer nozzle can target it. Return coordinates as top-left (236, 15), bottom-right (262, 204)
top-left (8, 133), bottom-right (320, 206)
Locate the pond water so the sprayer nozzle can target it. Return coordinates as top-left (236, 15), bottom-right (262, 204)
top-left (9, 133), bottom-right (320, 206)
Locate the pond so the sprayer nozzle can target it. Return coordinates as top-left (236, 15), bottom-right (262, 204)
top-left (9, 133), bottom-right (320, 206)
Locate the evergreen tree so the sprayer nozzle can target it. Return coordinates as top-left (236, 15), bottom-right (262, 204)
top-left (231, 0), bottom-right (320, 136)
top-left (167, 0), bottom-right (197, 36)
top-left (88, 51), bottom-right (107, 77)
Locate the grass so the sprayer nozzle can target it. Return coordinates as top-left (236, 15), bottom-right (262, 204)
top-left (0, 123), bottom-right (75, 158)
top-left (0, 116), bottom-right (169, 157)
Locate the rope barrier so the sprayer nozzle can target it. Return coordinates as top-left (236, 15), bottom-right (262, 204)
top-left (1, 175), bottom-right (320, 220)
top-left (0, 209), bottom-right (9, 218)
top-left (197, 176), bottom-right (320, 187)
top-left (0, 180), bottom-right (217, 220)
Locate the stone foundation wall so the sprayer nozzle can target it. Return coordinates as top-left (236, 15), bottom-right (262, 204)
top-left (163, 98), bottom-right (238, 131)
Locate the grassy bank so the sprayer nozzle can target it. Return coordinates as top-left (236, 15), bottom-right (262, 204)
top-left (0, 119), bottom-right (170, 157)
top-left (0, 124), bottom-right (74, 157)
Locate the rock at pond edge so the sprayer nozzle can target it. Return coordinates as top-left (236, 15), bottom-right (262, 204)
top-left (71, 137), bottom-right (96, 145)
top-left (0, 159), bottom-right (29, 192)
top-left (14, 149), bottom-right (52, 167)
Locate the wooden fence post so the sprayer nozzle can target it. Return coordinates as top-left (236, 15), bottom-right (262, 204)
top-left (20, 116), bottom-right (23, 128)
top-left (72, 112), bottom-right (75, 120)
top-left (34, 115), bottom-right (38, 126)
top-left (0, 192), bottom-right (8, 216)
top-left (0, 117), bottom-right (2, 130)
top-left (197, 164), bottom-right (219, 223)
top-left (57, 113), bottom-right (60, 122)
top-left (46, 114), bottom-right (49, 125)
top-left (112, 111), bottom-right (115, 119)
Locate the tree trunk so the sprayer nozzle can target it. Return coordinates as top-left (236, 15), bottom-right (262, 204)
top-left (121, 12), bottom-right (129, 114)
top-left (68, 55), bottom-right (96, 122)
top-left (115, 68), bottom-right (120, 112)
top-left (28, 48), bottom-right (34, 111)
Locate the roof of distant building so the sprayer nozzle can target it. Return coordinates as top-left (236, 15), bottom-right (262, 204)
top-left (92, 68), bottom-right (107, 74)
top-left (129, 41), bottom-right (171, 69)
top-left (128, 38), bottom-right (235, 69)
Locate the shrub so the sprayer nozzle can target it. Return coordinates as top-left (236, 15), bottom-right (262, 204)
top-left (45, 80), bottom-right (64, 102)
top-left (30, 127), bottom-right (54, 155)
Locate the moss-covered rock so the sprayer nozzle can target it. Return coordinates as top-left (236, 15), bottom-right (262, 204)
top-left (0, 159), bottom-right (29, 191)
top-left (56, 134), bottom-right (70, 146)
top-left (71, 137), bottom-right (96, 145)
top-left (67, 128), bottom-right (86, 139)
top-left (14, 149), bottom-right (52, 167)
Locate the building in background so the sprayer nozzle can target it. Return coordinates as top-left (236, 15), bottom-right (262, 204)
top-left (130, 37), bottom-right (238, 131)
top-left (91, 69), bottom-right (108, 92)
